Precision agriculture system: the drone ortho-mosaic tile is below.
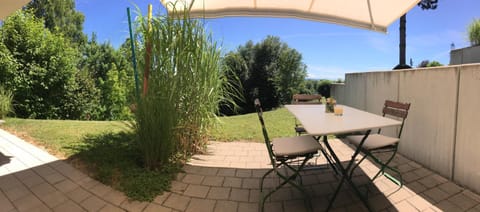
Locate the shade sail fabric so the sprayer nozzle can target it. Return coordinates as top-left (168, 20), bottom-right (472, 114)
top-left (0, 0), bottom-right (30, 20)
top-left (160, 0), bottom-right (420, 33)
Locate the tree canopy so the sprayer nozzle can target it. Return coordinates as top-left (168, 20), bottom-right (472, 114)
top-left (26, 0), bottom-right (86, 45)
top-left (0, 11), bottom-right (80, 118)
top-left (223, 36), bottom-right (307, 114)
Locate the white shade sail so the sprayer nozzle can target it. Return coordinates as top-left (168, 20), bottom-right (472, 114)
top-left (160, 0), bottom-right (420, 33)
top-left (0, 0), bottom-right (31, 20)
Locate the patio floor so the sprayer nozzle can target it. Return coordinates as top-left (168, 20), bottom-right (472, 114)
top-left (1, 129), bottom-right (480, 212)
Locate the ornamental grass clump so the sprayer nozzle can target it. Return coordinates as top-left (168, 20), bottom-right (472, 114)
top-left (134, 3), bottom-right (233, 169)
top-left (0, 86), bottom-right (13, 119)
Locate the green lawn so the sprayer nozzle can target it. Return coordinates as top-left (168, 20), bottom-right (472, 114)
top-left (2, 108), bottom-right (295, 156)
top-left (211, 107), bottom-right (297, 141)
top-left (2, 118), bottom-right (128, 157)
top-left (0, 108), bottom-right (295, 201)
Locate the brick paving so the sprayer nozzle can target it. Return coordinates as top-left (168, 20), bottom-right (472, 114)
top-left (1, 129), bottom-right (480, 211)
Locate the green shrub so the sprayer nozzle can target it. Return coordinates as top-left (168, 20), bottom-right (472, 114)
top-left (0, 86), bottom-right (13, 119)
top-left (468, 19), bottom-right (480, 46)
top-left (134, 3), bottom-right (232, 169)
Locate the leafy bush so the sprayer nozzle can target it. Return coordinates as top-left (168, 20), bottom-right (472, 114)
top-left (0, 86), bottom-right (13, 119)
top-left (468, 19), bottom-right (480, 46)
top-left (0, 11), bottom-right (83, 119)
top-left (134, 3), bottom-right (232, 169)
top-left (73, 132), bottom-right (179, 201)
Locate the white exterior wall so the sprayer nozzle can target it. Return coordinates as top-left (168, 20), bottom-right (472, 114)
top-left (335, 64), bottom-right (480, 193)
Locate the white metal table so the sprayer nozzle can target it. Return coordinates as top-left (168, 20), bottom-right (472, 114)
top-left (285, 104), bottom-right (401, 211)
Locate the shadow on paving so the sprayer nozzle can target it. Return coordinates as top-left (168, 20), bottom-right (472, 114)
top-left (1, 134), bottom-right (480, 211)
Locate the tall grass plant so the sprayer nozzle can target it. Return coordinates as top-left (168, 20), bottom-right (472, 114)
top-left (134, 3), bottom-right (234, 169)
top-left (0, 86), bottom-right (13, 119)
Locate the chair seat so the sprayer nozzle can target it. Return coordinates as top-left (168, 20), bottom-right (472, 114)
top-left (295, 126), bottom-right (306, 133)
top-left (346, 134), bottom-right (399, 150)
top-left (273, 135), bottom-right (321, 157)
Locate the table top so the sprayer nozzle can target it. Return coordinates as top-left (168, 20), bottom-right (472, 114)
top-left (285, 104), bottom-right (401, 136)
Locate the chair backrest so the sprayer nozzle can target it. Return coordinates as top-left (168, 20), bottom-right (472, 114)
top-left (292, 94), bottom-right (322, 104)
top-left (381, 100), bottom-right (411, 138)
top-left (254, 99), bottom-right (276, 165)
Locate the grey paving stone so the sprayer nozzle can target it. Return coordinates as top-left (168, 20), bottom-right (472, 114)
top-left (0, 175), bottom-right (22, 191)
top-left (12, 193), bottom-right (45, 212)
top-left (185, 198), bottom-right (216, 212)
top-left (406, 194), bottom-right (433, 211)
top-left (13, 169), bottom-right (37, 180)
top-left (33, 165), bottom-right (57, 177)
top-left (214, 200), bottom-right (238, 212)
top-left (39, 191), bottom-right (69, 208)
top-left (3, 184), bottom-right (30, 201)
top-left (435, 200), bottom-right (463, 211)
top-left (264, 201), bottom-right (283, 212)
top-left (202, 176), bottom-right (224, 186)
top-left (143, 203), bottom-right (172, 212)
top-left (120, 200), bottom-right (148, 212)
top-left (170, 181), bottom-right (188, 193)
top-left (238, 202), bottom-right (258, 212)
top-left (90, 183), bottom-right (113, 196)
top-left (184, 184), bottom-right (210, 198)
top-left (99, 204), bottom-right (125, 212)
top-left (207, 187), bottom-right (230, 200)
top-left (0, 190), bottom-right (16, 212)
top-left (67, 187), bottom-right (91, 203)
top-left (423, 187), bottom-right (450, 203)
top-left (386, 188), bottom-right (413, 204)
top-left (197, 167), bottom-right (219, 176)
top-left (230, 188), bottom-right (250, 202)
top-left (242, 178), bottom-right (260, 189)
top-left (81, 195), bottom-right (107, 211)
top-left (21, 174), bottom-right (46, 188)
top-left (163, 193), bottom-right (191, 211)
top-left (182, 174), bottom-right (205, 184)
top-left (102, 189), bottom-right (127, 206)
top-left (249, 189), bottom-right (260, 203)
top-left (153, 191), bottom-right (171, 205)
top-left (43, 172), bottom-right (66, 184)
top-left (448, 192), bottom-right (479, 211)
top-left (54, 179), bottom-right (79, 193)
top-left (217, 168), bottom-right (236, 177)
top-left (284, 199), bottom-right (309, 212)
top-left (53, 200), bottom-right (86, 212)
top-left (236, 170), bottom-right (252, 178)
top-left (223, 177), bottom-right (242, 188)
top-left (30, 182), bottom-right (57, 197)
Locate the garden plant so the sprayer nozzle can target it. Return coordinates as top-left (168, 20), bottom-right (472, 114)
top-left (133, 2), bottom-right (235, 170)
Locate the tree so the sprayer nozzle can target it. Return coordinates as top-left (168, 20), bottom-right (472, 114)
top-left (417, 60), bottom-right (443, 67)
top-left (394, 0), bottom-right (438, 70)
top-left (223, 36), bottom-right (307, 114)
top-left (26, 0), bottom-right (86, 46)
top-left (0, 11), bottom-right (80, 119)
top-left (80, 35), bottom-right (134, 120)
top-left (468, 19), bottom-right (480, 46)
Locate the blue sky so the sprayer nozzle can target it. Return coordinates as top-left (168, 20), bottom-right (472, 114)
top-left (76, 0), bottom-right (479, 80)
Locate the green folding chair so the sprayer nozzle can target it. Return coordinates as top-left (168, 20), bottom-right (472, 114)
top-left (346, 100), bottom-right (411, 186)
top-left (291, 94), bottom-right (323, 135)
top-left (254, 99), bottom-right (321, 212)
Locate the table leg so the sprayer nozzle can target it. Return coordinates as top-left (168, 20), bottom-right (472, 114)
top-left (323, 130), bottom-right (372, 211)
top-left (313, 136), bottom-right (339, 175)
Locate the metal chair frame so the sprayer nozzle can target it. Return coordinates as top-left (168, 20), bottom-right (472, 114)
top-left (349, 100), bottom-right (411, 186)
top-left (255, 99), bottom-right (317, 212)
